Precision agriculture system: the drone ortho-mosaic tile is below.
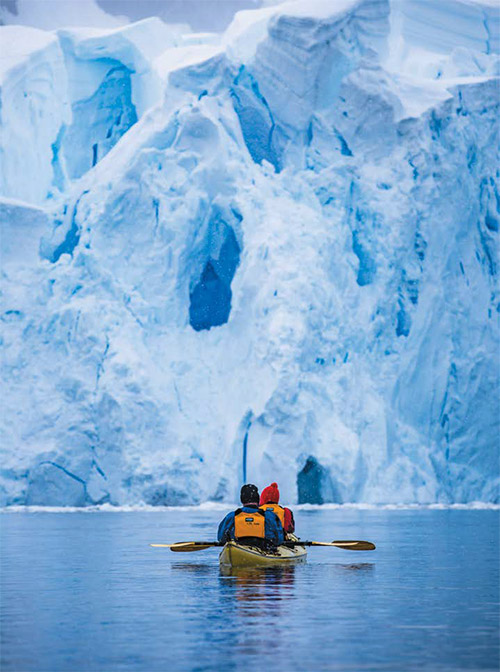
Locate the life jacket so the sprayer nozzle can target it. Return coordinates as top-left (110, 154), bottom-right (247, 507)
top-left (261, 503), bottom-right (285, 527)
top-left (234, 508), bottom-right (266, 539)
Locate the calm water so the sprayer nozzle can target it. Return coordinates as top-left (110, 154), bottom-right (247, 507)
top-left (1, 508), bottom-right (499, 672)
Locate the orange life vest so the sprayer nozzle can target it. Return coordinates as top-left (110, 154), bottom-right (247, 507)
top-left (262, 503), bottom-right (285, 527)
top-left (234, 509), bottom-right (266, 539)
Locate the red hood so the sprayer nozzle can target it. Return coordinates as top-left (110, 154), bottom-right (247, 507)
top-left (260, 482), bottom-right (280, 505)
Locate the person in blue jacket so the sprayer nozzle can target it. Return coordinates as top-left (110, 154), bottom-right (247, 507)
top-left (218, 484), bottom-right (284, 548)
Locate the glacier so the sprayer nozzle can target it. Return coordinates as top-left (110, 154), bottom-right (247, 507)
top-left (0, 0), bottom-right (499, 507)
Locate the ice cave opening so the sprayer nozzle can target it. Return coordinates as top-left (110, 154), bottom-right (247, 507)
top-left (297, 456), bottom-right (342, 504)
top-left (189, 225), bottom-right (241, 331)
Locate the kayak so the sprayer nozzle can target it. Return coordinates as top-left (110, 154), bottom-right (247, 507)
top-left (219, 539), bottom-right (307, 568)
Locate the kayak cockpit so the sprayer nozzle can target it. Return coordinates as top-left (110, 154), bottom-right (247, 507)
top-left (219, 539), bottom-right (307, 567)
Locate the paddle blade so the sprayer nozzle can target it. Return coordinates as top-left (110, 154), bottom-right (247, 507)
top-left (150, 542), bottom-right (220, 552)
top-left (284, 539), bottom-right (376, 551)
top-left (170, 543), bottom-right (216, 552)
top-left (332, 540), bottom-right (376, 551)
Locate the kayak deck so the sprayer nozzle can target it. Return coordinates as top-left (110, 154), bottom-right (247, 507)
top-left (219, 540), bottom-right (307, 567)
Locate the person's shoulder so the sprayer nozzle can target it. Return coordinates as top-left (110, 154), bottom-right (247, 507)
top-left (263, 508), bottom-right (279, 521)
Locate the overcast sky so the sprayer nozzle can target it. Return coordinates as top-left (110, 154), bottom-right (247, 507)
top-left (98, 0), bottom-right (264, 32)
top-left (0, 0), bottom-right (277, 31)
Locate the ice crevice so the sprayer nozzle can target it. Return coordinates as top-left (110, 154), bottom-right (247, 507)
top-left (26, 460), bottom-right (110, 506)
top-left (230, 65), bottom-right (280, 171)
top-left (95, 338), bottom-right (110, 392)
top-left (62, 62), bottom-right (138, 180)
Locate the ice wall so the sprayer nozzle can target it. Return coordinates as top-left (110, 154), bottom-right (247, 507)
top-left (0, 27), bottom-right (70, 203)
top-left (1, 0), bottom-right (498, 506)
top-left (0, 19), bottom-right (186, 203)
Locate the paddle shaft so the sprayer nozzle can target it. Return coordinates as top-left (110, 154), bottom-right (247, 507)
top-left (151, 539), bottom-right (375, 552)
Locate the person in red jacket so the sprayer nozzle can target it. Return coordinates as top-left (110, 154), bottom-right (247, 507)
top-left (259, 482), bottom-right (295, 534)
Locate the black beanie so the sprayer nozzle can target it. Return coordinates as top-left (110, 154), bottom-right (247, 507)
top-left (240, 483), bottom-right (259, 504)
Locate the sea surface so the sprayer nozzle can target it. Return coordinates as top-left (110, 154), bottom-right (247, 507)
top-left (1, 507), bottom-right (499, 672)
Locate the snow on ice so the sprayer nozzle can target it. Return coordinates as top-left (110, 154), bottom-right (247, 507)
top-left (0, 0), bottom-right (498, 506)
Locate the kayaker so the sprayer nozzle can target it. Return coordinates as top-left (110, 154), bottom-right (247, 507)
top-left (218, 484), bottom-right (284, 548)
top-left (259, 482), bottom-right (295, 534)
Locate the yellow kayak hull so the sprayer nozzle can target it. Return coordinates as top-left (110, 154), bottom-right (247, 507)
top-left (219, 540), bottom-right (307, 567)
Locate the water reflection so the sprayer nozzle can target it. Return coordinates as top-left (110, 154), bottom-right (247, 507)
top-left (170, 562), bottom-right (214, 575)
top-left (334, 563), bottom-right (374, 572)
top-left (219, 565), bottom-right (297, 617)
top-left (219, 564), bottom-right (297, 585)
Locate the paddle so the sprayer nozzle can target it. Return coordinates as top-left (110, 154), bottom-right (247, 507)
top-left (150, 539), bottom-right (375, 552)
top-left (150, 542), bottom-right (222, 552)
top-left (283, 540), bottom-right (376, 551)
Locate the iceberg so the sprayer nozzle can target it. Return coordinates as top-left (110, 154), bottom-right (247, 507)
top-left (0, 0), bottom-right (498, 507)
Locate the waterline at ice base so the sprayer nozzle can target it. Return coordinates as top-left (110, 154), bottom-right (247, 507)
top-left (1, 0), bottom-right (499, 508)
